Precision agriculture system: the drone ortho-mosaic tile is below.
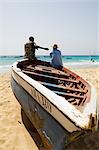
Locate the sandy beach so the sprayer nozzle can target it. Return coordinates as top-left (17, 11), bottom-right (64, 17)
top-left (0, 67), bottom-right (99, 150)
top-left (0, 73), bottom-right (38, 150)
top-left (71, 67), bottom-right (99, 108)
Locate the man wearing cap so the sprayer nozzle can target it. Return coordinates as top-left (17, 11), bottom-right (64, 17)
top-left (50, 44), bottom-right (63, 69)
top-left (24, 36), bottom-right (49, 60)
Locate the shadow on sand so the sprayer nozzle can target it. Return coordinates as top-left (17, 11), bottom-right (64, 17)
top-left (21, 109), bottom-right (44, 150)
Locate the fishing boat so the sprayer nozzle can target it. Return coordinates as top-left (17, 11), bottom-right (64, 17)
top-left (11, 59), bottom-right (98, 149)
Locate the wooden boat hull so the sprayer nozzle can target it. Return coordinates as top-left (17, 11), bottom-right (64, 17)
top-left (11, 59), bottom-right (98, 149)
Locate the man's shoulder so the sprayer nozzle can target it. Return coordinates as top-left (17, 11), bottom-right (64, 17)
top-left (25, 42), bottom-right (36, 47)
top-left (25, 41), bottom-right (34, 44)
top-left (57, 49), bottom-right (61, 53)
top-left (57, 49), bottom-right (61, 51)
top-left (25, 42), bottom-right (31, 45)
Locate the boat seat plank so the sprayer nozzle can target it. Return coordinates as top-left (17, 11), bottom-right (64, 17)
top-left (25, 67), bottom-right (70, 79)
top-left (22, 70), bottom-right (78, 84)
top-left (53, 90), bottom-right (84, 99)
top-left (40, 82), bottom-right (87, 94)
top-left (27, 65), bottom-right (54, 71)
top-left (34, 65), bottom-right (69, 75)
top-left (26, 65), bottom-right (70, 78)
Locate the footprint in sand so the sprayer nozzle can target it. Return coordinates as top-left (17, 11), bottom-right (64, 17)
top-left (0, 139), bottom-right (6, 144)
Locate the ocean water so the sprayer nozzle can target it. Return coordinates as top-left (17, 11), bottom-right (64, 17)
top-left (0, 55), bottom-right (99, 73)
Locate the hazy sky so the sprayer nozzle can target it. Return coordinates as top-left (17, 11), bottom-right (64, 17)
top-left (0, 0), bottom-right (98, 56)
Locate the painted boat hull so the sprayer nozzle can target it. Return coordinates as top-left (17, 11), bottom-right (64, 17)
top-left (11, 59), bottom-right (98, 149)
top-left (11, 76), bottom-right (70, 149)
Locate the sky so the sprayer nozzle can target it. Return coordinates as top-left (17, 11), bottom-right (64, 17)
top-left (0, 0), bottom-right (99, 56)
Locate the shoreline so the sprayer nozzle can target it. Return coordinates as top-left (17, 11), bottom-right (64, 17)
top-left (0, 66), bottom-right (99, 150)
top-left (0, 61), bottom-right (99, 74)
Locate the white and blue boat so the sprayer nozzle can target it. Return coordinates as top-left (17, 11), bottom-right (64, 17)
top-left (11, 59), bottom-right (98, 149)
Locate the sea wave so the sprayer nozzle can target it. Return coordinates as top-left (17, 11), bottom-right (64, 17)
top-left (0, 65), bottom-right (12, 73)
top-left (0, 65), bottom-right (11, 68)
top-left (63, 61), bottom-right (99, 68)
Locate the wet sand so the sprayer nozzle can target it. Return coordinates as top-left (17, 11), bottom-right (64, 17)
top-left (0, 67), bottom-right (99, 150)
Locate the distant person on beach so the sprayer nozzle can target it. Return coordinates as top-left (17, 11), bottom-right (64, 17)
top-left (50, 44), bottom-right (63, 69)
top-left (91, 58), bottom-right (95, 62)
top-left (24, 36), bottom-right (49, 60)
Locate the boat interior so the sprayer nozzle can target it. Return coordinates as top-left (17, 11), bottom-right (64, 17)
top-left (17, 60), bottom-right (90, 110)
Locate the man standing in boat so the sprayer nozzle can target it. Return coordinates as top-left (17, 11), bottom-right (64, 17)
top-left (24, 36), bottom-right (49, 60)
top-left (50, 44), bottom-right (63, 69)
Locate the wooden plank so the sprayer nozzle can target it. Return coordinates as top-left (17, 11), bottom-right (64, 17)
top-left (26, 65), bottom-right (70, 78)
top-left (22, 70), bottom-right (78, 84)
top-left (40, 82), bottom-right (87, 94)
top-left (53, 90), bottom-right (84, 99)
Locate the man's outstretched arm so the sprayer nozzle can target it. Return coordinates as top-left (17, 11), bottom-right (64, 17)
top-left (36, 45), bottom-right (49, 50)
